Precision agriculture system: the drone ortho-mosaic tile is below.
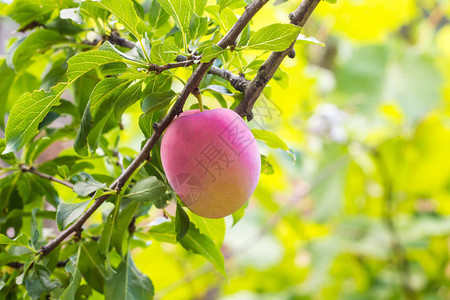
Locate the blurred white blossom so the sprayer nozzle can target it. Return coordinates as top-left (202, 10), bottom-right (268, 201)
top-left (307, 103), bottom-right (348, 143)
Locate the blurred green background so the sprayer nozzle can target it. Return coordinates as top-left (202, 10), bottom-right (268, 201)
top-left (1, 0), bottom-right (450, 299)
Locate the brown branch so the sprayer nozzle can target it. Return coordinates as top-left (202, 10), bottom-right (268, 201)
top-left (113, 150), bottom-right (125, 172)
top-left (108, 31), bottom-right (136, 49)
top-left (20, 165), bottom-right (74, 190)
top-left (148, 59), bottom-right (198, 73)
top-left (209, 67), bottom-right (249, 93)
top-left (7, 260), bottom-right (68, 269)
top-left (234, 0), bottom-right (322, 120)
top-left (39, 0), bottom-right (270, 257)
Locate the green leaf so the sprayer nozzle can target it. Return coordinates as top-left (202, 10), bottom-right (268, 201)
top-left (147, 220), bottom-right (177, 243)
top-left (11, 29), bottom-right (67, 71)
top-left (189, 14), bottom-right (208, 41)
top-left (126, 177), bottom-right (167, 202)
top-left (78, 241), bottom-right (108, 293)
top-left (56, 198), bottom-right (92, 230)
top-left (3, 83), bottom-right (67, 154)
top-left (260, 154), bottom-right (274, 175)
top-left (136, 34), bottom-right (152, 62)
top-left (80, 0), bottom-right (110, 24)
top-left (180, 223), bottom-right (226, 276)
top-left (25, 264), bottom-right (61, 299)
top-left (0, 252), bottom-right (30, 267)
top-left (0, 139), bottom-right (17, 165)
top-left (237, 23), bottom-right (250, 47)
top-left (157, 0), bottom-right (192, 33)
top-left (175, 203), bottom-right (190, 241)
top-left (273, 68), bottom-right (289, 89)
top-left (67, 50), bottom-right (123, 82)
top-left (296, 34), bottom-right (325, 46)
top-left (138, 113), bottom-right (153, 138)
top-left (252, 129), bottom-right (291, 152)
top-left (32, 177), bottom-right (60, 208)
top-left (111, 201), bottom-right (139, 255)
top-left (6, 0), bottom-right (57, 29)
top-left (231, 204), bottom-right (246, 226)
top-left (202, 85), bottom-right (233, 96)
top-left (105, 254), bottom-right (154, 300)
top-left (100, 62), bottom-right (128, 76)
top-left (114, 80), bottom-right (144, 120)
top-left (90, 78), bottom-right (130, 121)
top-left (74, 103), bottom-right (94, 157)
top-left (73, 173), bottom-right (107, 197)
top-left (150, 42), bottom-right (178, 65)
top-left (188, 212), bottom-right (225, 246)
top-left (148, 0), bottom-right (170, 28)
top-left (98, 0), bottom-right (142, 39)
top-left (30, 208), bottom-right (39, 248)
top-left (0, 233), bottom-right (29, 247)
top-left (100, 210), bottom-right (115, 255)
top-left (246, 23), bottom-right (301, 51)
top-left (144, 73), bottom-right (173, 93)
top-left (60, 247), bottom-right (82, 300)
top-left (57, 165), bottom-right (70, 180)
top-left (74, 79), bottom-right (130, 155)
top-left (205, 6), bottom-right (236, 33)
top-left (219, 0), bottom-right (245, 12)
top-left (189, 0), bottom-right (207, 16)
top-left (99, 41), bottom-right (142, 63)
top-left (200, 44), bottom-right (225, 62)
top-left (141, 90), bottom-right (176, 114)
top-left (0, 59), bottom-right (15, 129)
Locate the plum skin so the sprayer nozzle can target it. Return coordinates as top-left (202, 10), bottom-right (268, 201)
top-left (161, 108), bottom-right (261, 218)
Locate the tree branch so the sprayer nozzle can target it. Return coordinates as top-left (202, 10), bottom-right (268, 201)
top-left (39, 0), bottom-right (270, 257)
top-left (20, 165), bottom-right (74, 190)
top-left (208, 67), bottom-right (249, 93)
top-left (148, 59), bottom-right (198, 73)
top-left (108, 31), bottom-right (136, 49)
top-left (234, 0), bottom-right (322, 120)
top-left (113, 150), bottom-right (125, 172)
top-left (7, 260), bottom-right (68, 269)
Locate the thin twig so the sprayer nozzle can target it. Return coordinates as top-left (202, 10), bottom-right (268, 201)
top-left (108, 31), bottom-right (136, 49)
top-left (148, 59), bottom-right (198, 73)
top-left (208, 67), bottom-right (249, 93)
top-left (7, 260), bottom-right (68, 269)
top-left (234, 0), bottom-right (322, 120)
top-left (113, 150), bottom-right (125, 172)
top-left (38, 0), bottom-right (270, 257)
top-left (20, 165), bottom-right (74, 190)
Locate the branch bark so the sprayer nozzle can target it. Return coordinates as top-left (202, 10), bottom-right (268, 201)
top-left (39, 0), bottom-right (270, 257)
top-left (234, 0), bottom-right (321, 120)
top-left (20, 165), bottom-right (74, 190)
top-left (108, 31), bottom-right (136, 49)
top-left (148, 59), bottom-right (198, 73)
top-left (208, 67), bottom-right (249, 93)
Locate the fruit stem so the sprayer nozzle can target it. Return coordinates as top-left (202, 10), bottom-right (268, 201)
top-left (193, 88), bottom-right (204, 112)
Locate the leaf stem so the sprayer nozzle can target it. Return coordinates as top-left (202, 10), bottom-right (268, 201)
top-left (193, 88), bottom-right (204, 112)
top-left (138, 38), bottom-right (151, 64)
top-left (20, 165), bottom-right (74, 189)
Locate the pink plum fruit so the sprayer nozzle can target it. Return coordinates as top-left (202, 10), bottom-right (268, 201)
top-left (161, 108), bottom-right (261, 218)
